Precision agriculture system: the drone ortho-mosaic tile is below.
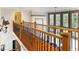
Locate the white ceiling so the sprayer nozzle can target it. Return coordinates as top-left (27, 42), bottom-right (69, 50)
top-left (1, 7), bottom-right (79, 15)
top-left (22, 7), bottom-right (79, 15)
top-left (17, 7), bottom-right (79, 12)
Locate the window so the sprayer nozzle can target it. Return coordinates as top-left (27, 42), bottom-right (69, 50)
top-left (56, 14), bottom-right (61, 26)
top-left (71, 12), bottom-right (78, 28)
top-left (63, 13), bottom-right (69, 27)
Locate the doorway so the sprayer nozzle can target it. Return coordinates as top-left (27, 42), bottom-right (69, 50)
top-left (15, 12), bottom-right (22, 24)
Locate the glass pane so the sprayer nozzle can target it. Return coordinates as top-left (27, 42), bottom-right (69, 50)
top-left (63, 13), bottom-right (68, 27)
top-left (56, 14), bottom-right (61, 26)
top-left (49, 14), bottom-right (54, 33)
top-left (35, 18), bottom-right (43, 30)
top-left (50, 14), bottom-right (54, 25)
top-left (55, 14), bottom-right (61, 38)
top-left (32, 16), bottom-right (36, 22)
top-left (35, 18), bottom-right (43, 24)
top-left (71, 13), bottom-right (78, 28)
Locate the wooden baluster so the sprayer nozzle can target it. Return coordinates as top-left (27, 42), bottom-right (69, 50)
top-left (33, 21), bottom-right (36, 50)
top-left (78, 31), bottom-right (79, 51)
top-left (40, 32), bottom-right (42, 51)
top-left (45, 34), bottom-right (47, 51)
top-left (41, 32), bottom-right (44, 51)
top-left (20, 24), bottom-right (21, 40)
top-left (61, 32), bottom-right (70, 51)
top-left (37, 31), bottom-right (38, 51)
top-left (59, 38), bottom-right (61, 51)
top-left (54, 37), bottom-right (56, 51)
top-left (35, 31), bottom-right (37, 51)
top-left (46, 35), bottom-right (48, 51)
top-left (42, 33), bottom-right (45, 51)
top-left (37, 31), bottom-right (39, 51)
top-left (75, 32), bottom-right (76, 51)
top-left (42, 33), bottom-right (44, 51)
top-left (36, 32), bottom-right (39, 51)
top-left (50, 36), bottom-right (53, 51)
top-left (48, 36), bottom-right (51, 51)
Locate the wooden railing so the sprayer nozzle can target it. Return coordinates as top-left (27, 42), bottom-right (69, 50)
top-left (23, 22), bottom-right (79, 51)
top-left (13, 21), bottom-right (71, 51)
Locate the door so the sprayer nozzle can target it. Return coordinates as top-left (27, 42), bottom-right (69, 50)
top-left (15, 12), bottom-right (22, 24)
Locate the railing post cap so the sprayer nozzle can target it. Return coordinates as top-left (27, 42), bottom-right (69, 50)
top-left (61, 32), bottom-right (70, 37)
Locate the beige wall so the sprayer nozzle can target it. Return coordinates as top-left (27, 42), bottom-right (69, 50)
top-left (0, 7), bottom-right (48, 50)
top-left (0, 8), bottom-right (32, 31)
top-left (0, 8), bottom-right (32, 50)
top-left (0, 8), bottom-right (2, 25)
top-left (22, 10), bottom-right (32, 22)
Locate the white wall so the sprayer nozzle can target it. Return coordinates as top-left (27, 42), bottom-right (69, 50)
top-left (0, 8), bottom-right (1, 18)
top-left (0, 7), bottom-right (48, 51)
top-left (0, 8), bottom-right (16, 50)
top-left (1, 8), bottom-right (32, 31)
top-left (1, 8), bottom-right (15, 31)
top-left (0, 8), bottom-right (31, 51)
top-left (22, 10), bottom-right (32, 22)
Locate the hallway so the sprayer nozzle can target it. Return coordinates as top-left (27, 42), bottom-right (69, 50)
top-left (0, 7), bottom-right (79, 51)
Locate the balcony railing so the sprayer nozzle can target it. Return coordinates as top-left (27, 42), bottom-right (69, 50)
top-left (13, 21), bottom-right (76, 51)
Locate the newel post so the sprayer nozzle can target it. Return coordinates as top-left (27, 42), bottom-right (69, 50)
top-left (61, 32), bottom-right (70, 51)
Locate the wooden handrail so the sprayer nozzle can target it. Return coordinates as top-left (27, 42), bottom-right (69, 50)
top-left (24, 22), bottom-right (79, 32)
top-left (14, 22), bottom-right (62, 39)
top-left (20, 23), bottom-right (63, 39)
top-left (28, 27), bottom-right (62, 39)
